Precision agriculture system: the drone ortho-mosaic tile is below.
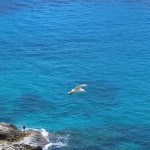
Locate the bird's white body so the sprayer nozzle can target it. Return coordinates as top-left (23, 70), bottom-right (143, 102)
top-left (68, 84), bottom-right (87, 95)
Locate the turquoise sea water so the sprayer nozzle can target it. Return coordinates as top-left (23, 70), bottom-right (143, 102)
top-left (0, 0), bottom-right (150, 149)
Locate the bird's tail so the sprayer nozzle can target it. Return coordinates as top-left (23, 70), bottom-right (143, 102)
top-left (82, 89), bottom-right (86, 92)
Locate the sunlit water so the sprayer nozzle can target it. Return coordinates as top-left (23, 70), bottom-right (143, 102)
top-left (0, 0), bottom-right (150, 149)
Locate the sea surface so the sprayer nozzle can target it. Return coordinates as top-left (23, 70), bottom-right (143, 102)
top-left (0, 0), bottom-right (150, 149)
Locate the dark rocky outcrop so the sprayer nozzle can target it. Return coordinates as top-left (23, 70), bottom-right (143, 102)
top-left (0, 123), bottom-right (44, 150)
top-left (0, 144), bottom-right (42, 150)
top-left (0, 123), bottom-right (21, 142)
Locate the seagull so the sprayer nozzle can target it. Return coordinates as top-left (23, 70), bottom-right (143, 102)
top-left (68, 84), bottom-right (87, 95)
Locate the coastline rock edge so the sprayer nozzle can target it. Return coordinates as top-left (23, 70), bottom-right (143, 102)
top-left (0, 123), bottom-right (43, 150)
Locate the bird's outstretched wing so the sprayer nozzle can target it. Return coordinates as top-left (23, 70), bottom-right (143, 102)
top-left (75, 84), bottom-right (87, 90)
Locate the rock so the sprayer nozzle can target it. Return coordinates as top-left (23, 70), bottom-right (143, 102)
top-left (19, 130), bottom-right (49, 147)
top-left (0, 144), bottom-right (42, 150)
top-left (0, 123), bottom-right (21, 142)
top-left (0, 123), bottom-right (44, 150)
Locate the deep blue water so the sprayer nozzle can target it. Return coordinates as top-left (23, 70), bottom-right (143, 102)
top-left (0, 0), bottom-right (150, 149)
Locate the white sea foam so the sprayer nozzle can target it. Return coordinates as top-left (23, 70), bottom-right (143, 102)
top-left (19, 127), bottom-right (68, 150)
top-left (43, 133), bottom-right (69, 150)
top-left (43, 141), bottom-right (66, 150)
top-left (43, 136), bottom-right (68, 150)
top-left (40, 128), bottom-right (49, 141)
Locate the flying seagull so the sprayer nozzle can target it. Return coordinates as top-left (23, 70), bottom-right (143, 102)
top-left (68, 84), bottom-right (87, 95)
